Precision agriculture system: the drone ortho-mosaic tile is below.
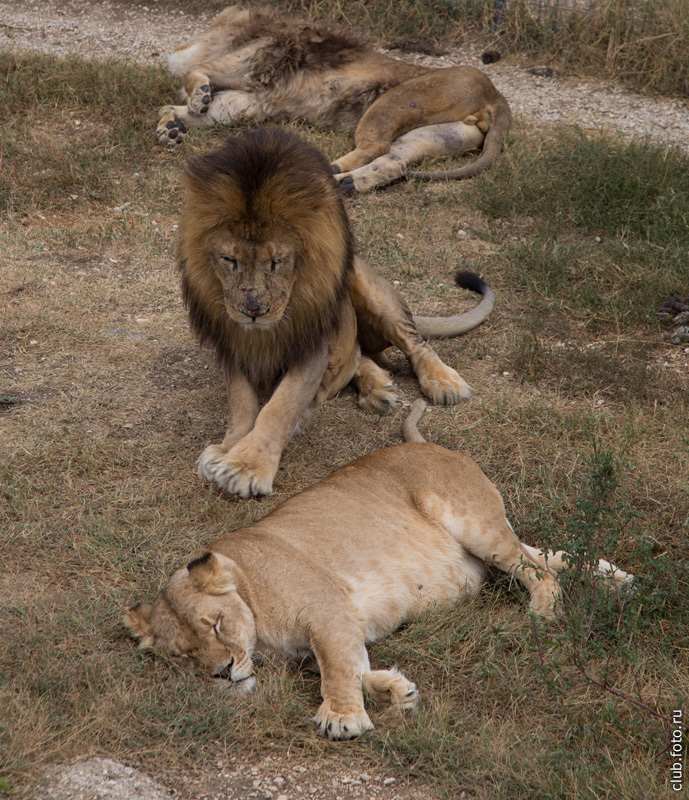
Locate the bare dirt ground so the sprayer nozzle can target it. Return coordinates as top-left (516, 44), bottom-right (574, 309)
top-left (2, 2), bottom-right (686, 799)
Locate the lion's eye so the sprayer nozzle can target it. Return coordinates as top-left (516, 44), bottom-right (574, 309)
top-left (220, 255), bottom-right (238, 270)
top-left (270, 258), bottom-right (284, 272)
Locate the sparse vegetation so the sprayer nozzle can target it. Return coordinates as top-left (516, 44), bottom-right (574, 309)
top-left (1, 21), bottom-right (688, 800)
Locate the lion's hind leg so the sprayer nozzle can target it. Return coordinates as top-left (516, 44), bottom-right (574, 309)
top-left (364, 667), bottom-right (419, 711)
top-left (336, 121), bottom-right (485, 194)
top-left (350, 257), bottom-right (471, 406)
top-left (354, 356), bottom-right (398, 414)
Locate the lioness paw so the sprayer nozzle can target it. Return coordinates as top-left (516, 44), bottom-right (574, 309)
top-left (156, 107), bottom-right (188, 146)
top-left (188, 83), bottom-right (213, 115)
top-left (364, 667), bottom-right (419, 711)
top-left (314, 702), bottom-right (374, 740)
top-left (197, 442), bottom-right (278, 498)
top-left (528, 580), bottom-right (563, 620)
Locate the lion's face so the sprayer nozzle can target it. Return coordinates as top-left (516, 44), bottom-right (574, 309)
top-left (125, 552), bottom-right (257, 694)
top-left (208, 230), bottom-right (298, 331)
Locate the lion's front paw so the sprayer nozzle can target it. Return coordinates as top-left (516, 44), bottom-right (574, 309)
top-left (197, 440), bottom-right (278, 498)
top-left (156, 106), bottom-right (188, 146)
top-left (188, 83), bottom-right (213, 115)
top-left (418, 362), bottom-right (472, 405)
top-left (314, 700), bottom-right (374, 740)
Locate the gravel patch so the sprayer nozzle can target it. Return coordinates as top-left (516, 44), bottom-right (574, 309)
top-left (36, 759), bottom-right (174, 800)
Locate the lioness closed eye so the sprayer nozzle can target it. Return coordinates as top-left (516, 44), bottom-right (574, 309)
top-left (125, 401), bottom-right (633, 741)
top-left (178, 126), bottom-right (494, 498)
top-left (157, 4), bottom-right (512, 192)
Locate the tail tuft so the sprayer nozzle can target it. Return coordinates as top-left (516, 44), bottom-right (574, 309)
top-left (454, 270), bottom-right (490, 295)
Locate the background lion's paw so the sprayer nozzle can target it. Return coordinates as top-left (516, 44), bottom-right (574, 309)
top-left (314, 703), bottom-right (374, 740)
top-left (188, 84), bottom-right (212, 115)
top-left (156, 107), bottom-right (187, 145)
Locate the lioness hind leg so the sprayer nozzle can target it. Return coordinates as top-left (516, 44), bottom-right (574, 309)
top-left (364, 667), bottom-right (419, 711)
top-left (415, 489), bottom-right (562, 618)
top-left (520, 544), bottom-right (635, 588)
top-left (354, 356), bottom-right (398, 414)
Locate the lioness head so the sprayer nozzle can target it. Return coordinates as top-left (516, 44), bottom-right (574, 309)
top-left (124, 552), bottom-right (257, 694)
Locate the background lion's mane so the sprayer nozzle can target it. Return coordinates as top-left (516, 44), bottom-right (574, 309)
top-left (223, 6), bottom-right (368, 83)
top-left (177, 127), bottom-right (355, 391)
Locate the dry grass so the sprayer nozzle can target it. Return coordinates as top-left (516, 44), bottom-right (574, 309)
top-left (1, 47), bottom-right (688, 800)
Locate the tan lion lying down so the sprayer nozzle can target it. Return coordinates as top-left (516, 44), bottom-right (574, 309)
top-left (158, 5), bottom-right (511, 192)
top-left (125, 401), bottom-right (632, 740)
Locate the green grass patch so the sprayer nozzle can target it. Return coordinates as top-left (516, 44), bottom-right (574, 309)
top-left (465, 126), bottom-right (689, 330)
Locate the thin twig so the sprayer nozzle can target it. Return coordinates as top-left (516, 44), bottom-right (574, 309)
top-left (0, 22), bottom-right (35, 31)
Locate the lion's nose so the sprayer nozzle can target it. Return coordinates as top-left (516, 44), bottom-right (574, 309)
top-left (242, 291), bottom-right (268, 318)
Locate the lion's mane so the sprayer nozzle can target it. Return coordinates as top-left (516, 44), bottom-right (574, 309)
top-left (223, 8), bottom-right (369, 87)
top-left (177, 127), bottom-right (355, 391)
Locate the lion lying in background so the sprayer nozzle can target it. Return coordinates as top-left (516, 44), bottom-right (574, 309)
top-left (178, 127), bottom-right (494, 498)
top-left (158, 5), bottom-right (512, 192)
top-left (125, 400), bottom-right (632, 740)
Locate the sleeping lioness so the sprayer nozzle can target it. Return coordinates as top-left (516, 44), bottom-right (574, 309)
top-left (125, 401), bottom-right (632, 740)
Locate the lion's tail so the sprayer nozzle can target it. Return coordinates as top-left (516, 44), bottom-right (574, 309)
top-left (408, 96), bottom-right (512, 182)
top-left (413, 270), bottom-right (495, 339)
top-left (402, 398), bottom-right (428, 443)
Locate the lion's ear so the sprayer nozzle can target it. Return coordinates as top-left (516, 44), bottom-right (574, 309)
top-left (124, 602), bottom-right (154, 649)
top-left (186, 551), bottom-right (237, 596)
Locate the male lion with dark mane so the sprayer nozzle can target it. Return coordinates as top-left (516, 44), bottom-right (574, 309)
top-left (158, 5), bottom-right (512, 192)
top-left (177, 126), bottom-right (494, 498)
top-left (125, 401), bottom-right (633, 740)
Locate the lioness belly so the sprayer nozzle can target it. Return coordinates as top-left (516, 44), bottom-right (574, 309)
top-left (346, 546), bottom-right (486, 643)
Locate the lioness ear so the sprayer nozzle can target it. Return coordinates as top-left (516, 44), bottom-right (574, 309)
top-left (124, 602), bottom-right (154, 649)
top-left (187, 551), bottom-right (237, 595)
